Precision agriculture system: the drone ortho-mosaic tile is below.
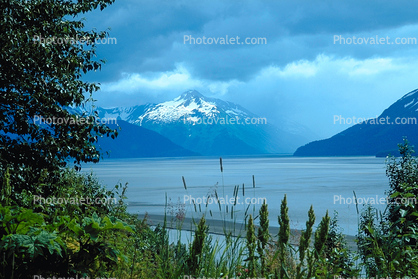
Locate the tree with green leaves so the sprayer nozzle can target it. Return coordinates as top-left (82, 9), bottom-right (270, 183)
top-left (0, 0), bottom-right (117, 196)
top-left (357, 138), bottom-right (418, 277)
top-left (386, 139), bottom-right (418, 232)
top-left (323, 211), bottom-right (359, 277)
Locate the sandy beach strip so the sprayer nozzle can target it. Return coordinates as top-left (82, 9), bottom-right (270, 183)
top-left (137, 213), bottom-right (357, 251)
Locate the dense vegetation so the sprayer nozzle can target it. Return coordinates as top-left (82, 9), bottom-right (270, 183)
top-left (1, 140), bottom-right (418, 278)
top-left (1, 0), bottom-right (418, 278)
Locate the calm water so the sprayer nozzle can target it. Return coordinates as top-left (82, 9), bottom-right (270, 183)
top-left (82, 156), bottom-right (389, 236)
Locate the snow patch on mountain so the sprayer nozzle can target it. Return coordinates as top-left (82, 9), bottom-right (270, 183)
top-left (402, 88), bottom-right (418, 99)
top-left (225, 108), bottom-right (245, 116)
top-left (136, 95), bottom-right (220, 124)
top-left (133, 90), bottom-right (260, 125)
top-left (405, 99), bottom-right (415, 108)
top-left (103, 107), bottom-right (137, 120)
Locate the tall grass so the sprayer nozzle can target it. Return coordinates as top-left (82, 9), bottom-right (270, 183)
top-left (147, 157), bottom-right (359, 278)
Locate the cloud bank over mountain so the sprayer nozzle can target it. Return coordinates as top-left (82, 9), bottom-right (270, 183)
top-left (83, 0), bottom-right (418, 138)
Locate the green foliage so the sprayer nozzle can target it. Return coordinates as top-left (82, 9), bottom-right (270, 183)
top-left (314, 211), bottom-right (330, 259)
top-left (278, 194), bottom-right (290, 248)
top-left (278, 194), bottom-right (290, 278)
top-left (386, 138), bottom-right (418, 199)
top-left (0, 163), bottom-right (363, 278)
top-left (309, 211), bottom-right (330, 277)
top-left (65, 213), bottom-right (133, 276)
top-left (357, 205), bottom-right (389, 276)
top-left (357, 138), bottom-right (418, 277)
top-left (257, 200), bottom-right (269, 276)
top-left (187, 216), bottom-right (208, 276)
top-left (6, 1), bottom-right (418, 278)
top-left (0, 168), bottom-right (11, 207)
top-left (296, 205), bottom-right (315, 279)
top-left (0, 205), bottom-right (64, 278)
top-left (246, 214), bottom-right (257, 278)
top-left (37, 168), bottom-right (121, 220)
top-left (0, 169), bottom-right (135, 279)
top-left (0, 0), bottom-right (118, 194)
top-left (323, 212), bottom-right (359, 277)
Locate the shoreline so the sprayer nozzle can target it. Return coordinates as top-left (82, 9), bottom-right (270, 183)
top-left (138, 213), bottom-right (357, 251)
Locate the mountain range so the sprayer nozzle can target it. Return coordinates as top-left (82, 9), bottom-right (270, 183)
top-left (92, 90), bottom-right (313, 157)
top-left (294, 88), bottom-right (418, 156)
top-left (96, 120), bottom-right (198, 158)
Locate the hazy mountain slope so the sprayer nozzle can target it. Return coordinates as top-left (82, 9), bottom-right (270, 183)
top-left (294, 88), bottom-right (418, 156)
top-left (96, 120), bottom-right (198, 158)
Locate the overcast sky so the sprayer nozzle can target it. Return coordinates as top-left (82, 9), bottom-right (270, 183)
top-left (82, 0), bottom-right (418, 138)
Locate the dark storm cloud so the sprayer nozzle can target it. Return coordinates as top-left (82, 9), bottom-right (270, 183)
top-left (84, 0), bottom-right (418, 82)
top-left (81, 0), bottom-right (418, 137)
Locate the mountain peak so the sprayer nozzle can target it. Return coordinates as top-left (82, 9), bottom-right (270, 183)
top-left (90, 90), bottom-right (313, 156)
top-left (178, 90), bottom-right (205, 100)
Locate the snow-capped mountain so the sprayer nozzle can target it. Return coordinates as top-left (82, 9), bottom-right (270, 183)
top-left (136, 90), bottom-right (220, 124)
top-left (93, 90), bottom-right (312, 156)
top-left (294, 88), bottom-right (418, 156)
top-left (133, 90), bottom-right (257, 125)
